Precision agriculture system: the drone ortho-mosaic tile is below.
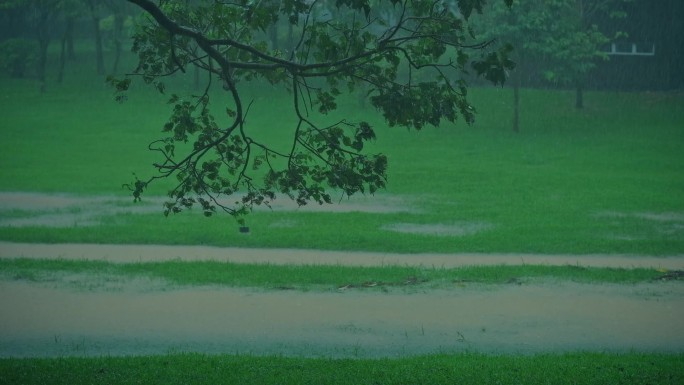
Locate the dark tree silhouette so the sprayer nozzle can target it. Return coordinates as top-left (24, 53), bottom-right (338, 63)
top-left (116, 0), bottom-right (514, 224)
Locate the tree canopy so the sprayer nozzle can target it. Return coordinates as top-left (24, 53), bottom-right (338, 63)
top-left (476, 0), bottom-right (629, 121)
top-left (116, 0), bottom-right (514, 224)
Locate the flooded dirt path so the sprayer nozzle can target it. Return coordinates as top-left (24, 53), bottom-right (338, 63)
top-left (1, 241), bottom-right (683, 357)
top-left (2, 241), bottom-right (683, 269)
top-left (1, 280), bottom-right (682, 357)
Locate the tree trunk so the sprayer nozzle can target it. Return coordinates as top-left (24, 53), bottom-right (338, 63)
top-left (575, 82), bottom-right (584, 109)
top-left (269, 23), bottom-right (279, 51)
top-left (65, 17), bottom-right (76, 60)
top-left (287, 22), bottom-right (294, 52)
top-left (511, 43), bottom-right (522, 133)
top-left (93, 16), bottom-right (105, 75)
top-left (57, 34), bottom-right (66, 83)
top-left (513, 81), bottom-right (520, 133)
top-left (88, 0), bottom-right (105, 75)
top-left (36, 10), bottom-right (50, 93)
top-left (111, 13), bottom-right (124, 74)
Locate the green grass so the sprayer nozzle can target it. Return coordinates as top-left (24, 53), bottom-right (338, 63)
top-left (0, 37), bottom-right (682, 384)
top-left (1, 352), bottom-right (682, 385)
top-left (0, 48), bottom-right (684, 255)
top-left (1, 42), bottom-right (683, 256)
top-left (1, 209), bottom-right (682, 255)
top-left (0, 258), bottom-right (669, 291)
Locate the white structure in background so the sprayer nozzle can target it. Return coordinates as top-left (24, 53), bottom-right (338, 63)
top-left (605, 42), bottom-right (656, 56)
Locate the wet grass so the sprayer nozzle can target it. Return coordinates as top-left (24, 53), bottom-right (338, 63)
top-left (1, 67), bottom-right (683, 254)
top-left (0, 258), bottom-right (670, 292)
top-left (0, 43), bottom-right (682, 379)
top-left (2, 208), bottom-right (682, 255)
top-left (1, 352), bottom-right (682, 385)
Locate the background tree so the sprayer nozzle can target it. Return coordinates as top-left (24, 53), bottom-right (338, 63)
top-left (0, 38), bottom-right (38, 78)
top-left (57, 0), bottom-right (84, 83)
top-left (102, 0), bottom-right (135, 74)
top-left (115, 0), bottom-right (514, 224)
top-left (0, 0), bottom-right (62, 92)
top-left (476, 0), bottom-right (628, 131)
top-left (84, 0), bottom-right (106, 75)
top-left (535, 0), bottom-right (630, 109)
top-left (473, 0), bottom-right (553, 132)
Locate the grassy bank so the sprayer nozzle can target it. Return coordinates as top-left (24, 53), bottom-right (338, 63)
top-left (1, 353), bottom-right (682, 385)
top-left (0, 258), bottom-right (672, 292)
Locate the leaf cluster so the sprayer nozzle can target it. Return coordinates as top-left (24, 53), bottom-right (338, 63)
top-left (118, 0), bottom-right (515, 223)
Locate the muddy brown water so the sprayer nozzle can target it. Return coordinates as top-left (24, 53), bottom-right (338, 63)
top-left (2, 242), bottom-right (683, 269)
top-left (1, 280), bottom-right (683, 358)
top-left (0, 192), bottom-right (419, 228)
top-left (1, 242), bottom-right (683, 357)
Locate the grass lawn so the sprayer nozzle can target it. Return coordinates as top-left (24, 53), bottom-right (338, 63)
top-left (0, 258), bottom-right (669, 292)
top-left (0, 55), bottom-right (683, 254)
top-left (0, 40), bottom-right (682, 382)
top-left (1, 352), bottom-right (682, 385)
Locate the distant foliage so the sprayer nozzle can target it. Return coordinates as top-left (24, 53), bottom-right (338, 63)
top-left (476, 0), bottom-right (629, 86)
top-left (0, 38), bottom-right (38, 78)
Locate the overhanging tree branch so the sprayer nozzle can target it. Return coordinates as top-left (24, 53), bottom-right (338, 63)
top-left (118, 0), bottom-right (515, 223)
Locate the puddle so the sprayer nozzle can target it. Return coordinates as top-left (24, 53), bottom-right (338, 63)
top-left (41, 272), bottom-right (173, 293)
top-left (2, 242), bottom-right (682, 269)
top-left (0, 192), bottom-right (160, 228)
top-left (597, 211), bottom-right (684, 222)
top-left (595, 210), bottom-right (684, 240)
top-left (381, 222), bottom-right (493, 236)
top-left (0, 192), bottom-right (419, 227)
top-left (1, 281), bottom-right (682, 357)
